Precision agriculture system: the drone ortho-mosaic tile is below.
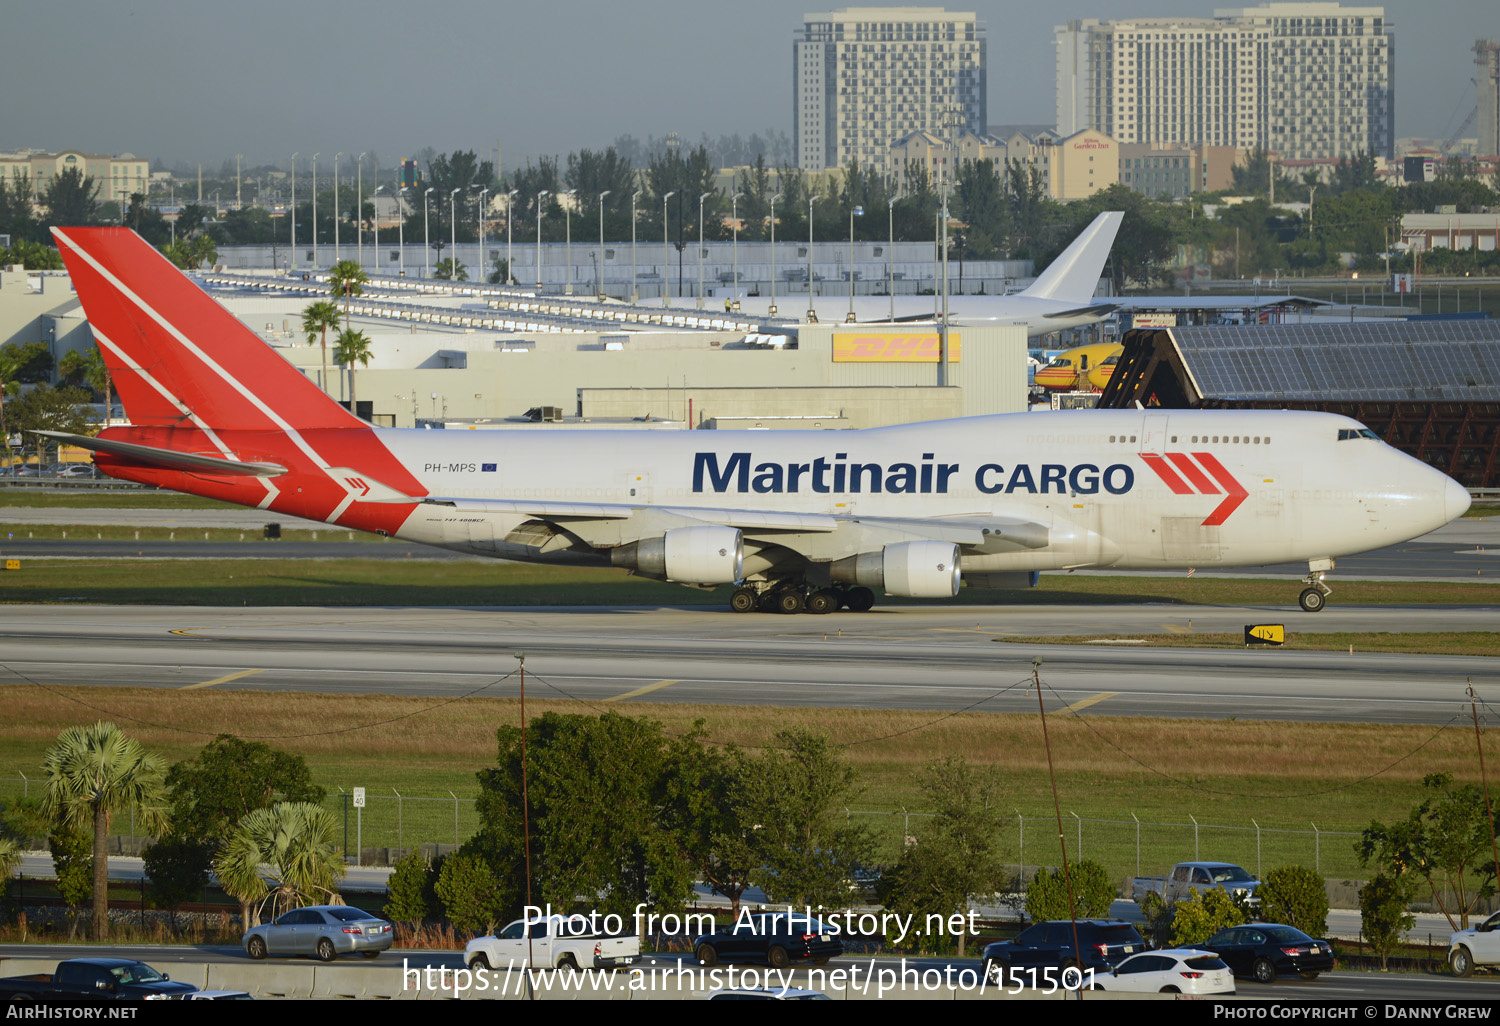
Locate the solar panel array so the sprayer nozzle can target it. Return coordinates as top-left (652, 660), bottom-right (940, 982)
top-left (1169, 320), bottom-right (1500, 402)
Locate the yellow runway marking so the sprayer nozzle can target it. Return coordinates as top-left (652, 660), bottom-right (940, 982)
top-left (604, 679), bottom-right (679, 703)
top-left (1162, 624), bottom-right (1193, 634)
top-left (181, 669), bottom-right (266, 691)
top-left (1058, 692), bottom-right (1119, 714)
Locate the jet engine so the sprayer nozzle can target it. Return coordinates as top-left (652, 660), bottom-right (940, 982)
top-left (831, 540), bottom-right (961, 597)
top-left (611, 525), bottom-right (744, 584)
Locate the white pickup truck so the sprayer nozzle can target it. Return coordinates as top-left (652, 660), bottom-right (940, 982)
top-left (1448, 910), bottom-right (1500, 976)
top-left (465, 914), bottom-right (639, 971)
top-left (1131, 862), bottom-right (1261, 906)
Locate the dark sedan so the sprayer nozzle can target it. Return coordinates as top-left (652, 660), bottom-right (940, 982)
top-left (1205, 923), bottom-right (1334, 982)
top-left (693, 912), bottom-right (842, 970)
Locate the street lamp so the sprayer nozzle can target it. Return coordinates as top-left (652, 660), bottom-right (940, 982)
top-left (289, 153), bottom-right (297, 271)
top-left (423, 187), bottom-right (434, 278)
top-left (478, 187), bottom-right (490, 282)
top-left (372, 186), bottom-right (383, 274)
top-left (847, 204), bottom-right (863, 323)
top-left (806, 194), bottom-right (821, 322)
top-left (769, 192), bottom-right (782, 317)
top-left (696, 191), bottom-right (711, 309)
top-left (333, 152), bottom-right (342, 263)
top-left (597, 190), bottom-right (611, 299)
top-left (889, 196), bottom-right (899, 321)
top-left (356, 152), bottom-right (366, 269)
top-left (536, 191), bottom-right (549, 291)
top-left (311, 153), bottom-right (319, 268)
top-left (630, 189), bottom-right (641, 304)
top-left (562, 189), bottom-right (577, 295)
top-left (506, 189), bottom-right (519, 287)
top-left (661, 191), bottom-right (676, 308)
top-left (450, 188), bottom-right (461, 279)
top-left (396, 187), bottom-right (406, 277)
top-left (730, 192), bottom-right (743, 309)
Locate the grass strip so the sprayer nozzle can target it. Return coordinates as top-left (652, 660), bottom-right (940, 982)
top-left (2, 558), bottom-right (1496, 607)
top-left (0, 491), bottom-right (239, 509)
top-left (995, 631), bottom-right (1500, 657)
top-left (2, 524), bottom-right (361, 543)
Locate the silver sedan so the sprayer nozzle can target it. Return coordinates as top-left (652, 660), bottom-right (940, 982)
top-left (242, 905), bottom-right (394, 961)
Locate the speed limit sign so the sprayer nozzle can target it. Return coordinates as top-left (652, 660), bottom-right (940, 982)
top-left (353, 787), bottom-right (366, 808)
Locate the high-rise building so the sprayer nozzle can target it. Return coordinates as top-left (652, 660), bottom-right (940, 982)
top-left (1056, 3), bottom-right (1394, 161)
top-left (1477, 40), bottom-right (1500, 160)
top-left (794, 7), bottom-right (986, 174)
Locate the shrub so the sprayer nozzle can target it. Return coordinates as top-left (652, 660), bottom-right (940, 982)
top-left (435, 852), bottom-right (504, 936)
top-left (1170, 888), bottom-right (1247, 946)
top-left (1258, 864), bottom-right (1329, 937)
top-left (1024, 859), bottom-right (1116, 922)
top-left (385, 850), bottom-right (439, 929)
top-left (1360, 874), bottom-right (1415, 971)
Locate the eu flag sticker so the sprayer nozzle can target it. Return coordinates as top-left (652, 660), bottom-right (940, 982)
top-left (481, 463), bottom-right (497, 473)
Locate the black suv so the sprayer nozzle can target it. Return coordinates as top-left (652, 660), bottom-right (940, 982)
top-left (982, 920), bottom-right (1147, 986)
top-left (693, 912), bottom-right (843, 970)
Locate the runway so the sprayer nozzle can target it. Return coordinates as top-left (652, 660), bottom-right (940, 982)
top-left (1, 603), bottom-right (1494, 725)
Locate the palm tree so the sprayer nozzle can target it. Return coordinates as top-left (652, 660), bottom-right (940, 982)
top-left (433, 258), bottom-right (468, 281)
top-left (327, 259), bottom-right (368, 333)
top-left (300, 301), bottom-right (342, 393)
top-left (214, 802), bottom-right (344, 926)
top-left (41, 722), bottom-right (167, 941)
top-left (333, 328), bottom-right (373, 415)
top-left (81, 348), bottom-right (113, 428)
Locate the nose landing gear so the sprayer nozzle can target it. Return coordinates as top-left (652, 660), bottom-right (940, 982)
top-left (1298, 559), bottom-right (1334, 612)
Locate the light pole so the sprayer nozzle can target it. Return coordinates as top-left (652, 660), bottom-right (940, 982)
top-left (563, 189), bottom-right (577, 295)
top-left (696, 191), bottom-right (711, 309)
top-left (289, 153), bottom-right (297, 271)
top-left (311, 153), bottom-right (319, 268)
top-left (423, 187), bottom-right (434, 278)
top-left (536, 191), bottom-right (549, 291)
top-left (597, 190), bottom-right (611, 299)
top-left (730, 192), bottom-right (743, 309)
top-left (478, 187), bottom-right (490, 282)
top-left (450, 188), bottom-right (461, 279)
top-left (806, 194), bottom-right (820, 322)
top-left (661, 191), bottom-right (676, 308)
top-left (396, 187), bottom-right (406, 277)
top-left (506, 189), bottom-right (519, 287)
top-left (888, 196), bottom-right (898, 321)
top-left (769, 192), bottom-right (781, 317)
top-left (356, 152), bottom-right (366, 270)
top-left (372, 186), bottom-right (383, 275)
top-left (333, 152), bottom-right (342, 263)
top-left (847, 204), bottom-right (863, 322)
top-left (630, 189), bottom-right (641, 304)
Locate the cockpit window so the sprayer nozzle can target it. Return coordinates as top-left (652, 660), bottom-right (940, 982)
top-left (1338, 428), bottom-right (1380, 441)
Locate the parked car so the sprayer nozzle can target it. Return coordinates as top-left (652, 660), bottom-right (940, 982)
top-left (1448, 909), bottom-right (1500, 977)
top-left (1088, 949), bottom-right (1236, 995)
top-left (56, 464), bottom-right (101, 478)
top-left (0, 958), bottom-right (198, 1000)
top-left (466, 914), bottom-right (639, 971)
top-left (1131, 862), bottom-right (1261, 907)
top-left (188, 990), bottom-right (254, 1000)
top-left (243, 905), bottom-right (394, 961)
top-left (982, 919), bottom-right (1146, 985)
top-left (1205, 923), bottom-right (1334, 982)
top-left (693, 912), bottom-right (842, 970)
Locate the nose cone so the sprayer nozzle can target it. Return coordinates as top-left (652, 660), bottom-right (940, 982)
top-left (1446, 477), bottom-right (1472, 522)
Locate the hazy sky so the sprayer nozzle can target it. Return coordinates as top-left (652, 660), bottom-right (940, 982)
top-left (6, 0), bottom-right (1495, 171)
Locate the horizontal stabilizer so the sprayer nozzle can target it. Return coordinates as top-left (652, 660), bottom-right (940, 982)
top-left (33, 431), bottom-right (288, 477)
top-left (1043, 302), bottom-right (1119, 320)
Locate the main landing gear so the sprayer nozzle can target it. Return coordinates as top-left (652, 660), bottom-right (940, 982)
top-left (1298, 559), bottom-right (1334, 613)
top-left (728, 583), bottom-right (876, 614)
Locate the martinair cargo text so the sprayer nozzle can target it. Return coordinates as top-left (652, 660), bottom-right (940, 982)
top-left (47, 228), bottom-right (1470, 615)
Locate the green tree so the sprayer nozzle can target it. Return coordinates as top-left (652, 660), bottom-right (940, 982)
top-left (43, 166), bottom-right (100, 227)
top-left (487, 256), bottom-right (510, 285)
top-left (385, 849), bottom-right (440, 930)
top-left (435, 851), bottom-right (505, 935)
top-left (300, 301), bottom-right (342, 394)
top-left (1257, 865), bottom-right (1329, 938)
top-left (141, 835), bottom-right (213, 932)
top-left (163, 735), bottom-right (325, 845)
top-left (1024, 859), bottom-right (1117, 925)
top-left (666, 732), bottom-right (760, 920)
top-left (0, 173), bottom-right (37, 242)
top-left (433, 258), bottom-right (468, 281)
top-left (1356, 772), bottom-right (1498, 929)
top-left (1359, 874), bottom-right (1415, 971)
top-left (736, 728), bottom-right (874, 909)
top-left (124, 193), bottom-right (170, 245)
top-left (41, 721), bottom-right (168, 941)
top-left (0, 238), bottom-right (61, 269)
top-left (1169, 887), bottom-right (1248, 946)
top-left (6, 383), bottom-right (92, 465)
top-left (0, 341), bottom-right (55, 384)
top-left (50, 822), bottom-right (94, 940)
top-left (213, 801), bottom-right (343, 926)
top-left (881, 757), bottom-right (1009, 956)
top-left (333, 328), bottom-right (373, 413)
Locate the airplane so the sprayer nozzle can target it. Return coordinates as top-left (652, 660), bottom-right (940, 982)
top-left (1032, 342), bottom-right (1123, 391)
top-left (44, 227), bottom-right (1471, 616)
top-left (712, 211), bottom-right (1125, 338)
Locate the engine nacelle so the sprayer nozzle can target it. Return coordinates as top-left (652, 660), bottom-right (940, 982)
top-left (611, 526), bottom-right (744, 584)
top-left (831, 540), bottom-right (961, 598)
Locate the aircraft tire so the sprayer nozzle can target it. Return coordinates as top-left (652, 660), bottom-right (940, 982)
top-left (806, 590), bottom-right (838, 615)
top-left (776, 590), bottom-right (805, 615)
top-left (846, 587), bottom-right (876, 612)
top-left (1298, 587), bottom-right (1326, 613)
top-left (730, 588), bottom-right (758, 613)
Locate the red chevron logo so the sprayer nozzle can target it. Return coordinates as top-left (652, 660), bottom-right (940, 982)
top-left (1138, 452), bottom-right (1248, 526)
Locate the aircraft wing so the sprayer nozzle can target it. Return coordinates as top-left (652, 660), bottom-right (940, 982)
top-left (402, 495), bottom-right (840, 532)
top-left (1042, 302), bottom-right (1120, 319)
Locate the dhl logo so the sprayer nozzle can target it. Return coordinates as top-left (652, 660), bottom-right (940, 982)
top-left (1138, 451), bottom-right (1248, 526)
top-left (832, 333), bottom-right (962, 363)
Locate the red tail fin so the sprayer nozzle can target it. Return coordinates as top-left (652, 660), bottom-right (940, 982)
top-left (51, 227), bottom-right (361, 432)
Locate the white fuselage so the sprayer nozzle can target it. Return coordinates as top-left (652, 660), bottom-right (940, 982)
top-left (373, 409), bottom-right (1466, 574)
